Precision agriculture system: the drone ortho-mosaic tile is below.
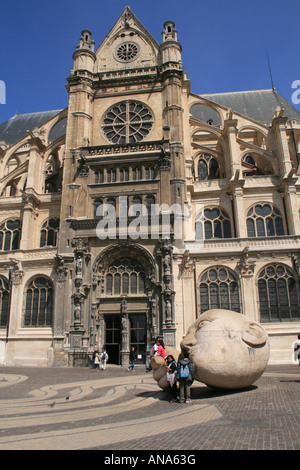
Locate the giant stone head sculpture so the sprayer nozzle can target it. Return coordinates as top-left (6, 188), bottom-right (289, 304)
top-left (180, 309), bottom-right (270, 389)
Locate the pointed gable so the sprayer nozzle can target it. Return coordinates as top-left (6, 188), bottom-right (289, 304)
top-left (95, 6), bottom-right (161, 72)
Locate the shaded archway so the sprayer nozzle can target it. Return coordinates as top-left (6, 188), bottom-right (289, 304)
top-left (91, 243), bottom-right (157, 365)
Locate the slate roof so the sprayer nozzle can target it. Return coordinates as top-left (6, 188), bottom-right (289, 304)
top-left (193, 89), bottom-right (300, 124)
top-left (0, 110), bottom-right (64, 146)
top-left (1, 90), bottom-right (299, 147)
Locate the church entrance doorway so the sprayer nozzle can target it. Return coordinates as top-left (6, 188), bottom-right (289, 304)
top-left (104, 315), bottom-right (121, 365)
top-left (129, 314), bottom-right (146, 364)
top-left (103, 313), bottom-right (147, 365)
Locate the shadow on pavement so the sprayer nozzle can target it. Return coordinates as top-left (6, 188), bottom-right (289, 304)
top-left (136, 384), bottom-right (258, 402)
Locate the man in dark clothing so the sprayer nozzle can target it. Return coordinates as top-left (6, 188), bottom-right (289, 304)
top-left (177, 353), bottom-right (194, 403)
top-left (128, 346), bottom-right (136, 372)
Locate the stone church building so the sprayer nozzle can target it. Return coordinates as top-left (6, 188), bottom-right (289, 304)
top-left (0, 7), bottom-right (300, 366)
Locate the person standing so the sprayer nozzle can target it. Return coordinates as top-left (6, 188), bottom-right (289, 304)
top-left (128, 346), bottom-right (136, 372)
top-left (93, 351), bottom-right (100, 370)
top-left (294, 334), bottom-right (300, 364)
top-left (92, 350), bottom-right (97, 369)
top-left (177, 353), bottom-right (194, 403)
top-left (100, 350), bottom-right (108, 370)
top-left (165, 355), bottom-right (178, 402)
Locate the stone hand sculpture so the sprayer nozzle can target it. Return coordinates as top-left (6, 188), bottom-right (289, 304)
top-left (181, 309), bottom-right (270, 389)
top-left (150, 346), bottom-right (180, 390)
top-left (151, 309), bottom-right (269, 391)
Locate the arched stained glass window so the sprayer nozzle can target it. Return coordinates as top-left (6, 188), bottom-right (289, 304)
top-left (24, 277), bottom-right (53, 327)
top-left (257, 264), bottom-right (300, 322)
top-left (146, 196), bottom-right (155, 216)
top-left (199, 266), bottom-right (241, 314)
top-left (130, 197), bottom-right (142, 217)
top-left (246, 204), bottom-right (284, 237)
top-left (94, 199), bottom-right (103, 218)
top-left (0, 277), bottom-right (10, 328)
top-left (196, 154), bottom-right (220, 181)
top-left (40, 218), bottom-right (60, 247)
top-left (105, 258), bottom-right (146, 296)
top-left (196, 208), bottom-right (232, 240)
top-left (0, 219), bottom-right (21, 251)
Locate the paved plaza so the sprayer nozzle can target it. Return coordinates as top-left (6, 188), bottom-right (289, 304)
top-left (0, 363), bottom-right (299, 451)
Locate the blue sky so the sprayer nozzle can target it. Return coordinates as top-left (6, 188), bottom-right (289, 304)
top-left (0, 0), bottom-right (299, 124)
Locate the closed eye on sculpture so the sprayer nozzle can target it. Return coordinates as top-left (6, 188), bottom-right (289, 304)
top-left (197, 320), bottom-right (211, 328)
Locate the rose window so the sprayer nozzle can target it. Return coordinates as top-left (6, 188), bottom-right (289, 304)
top-left (115, 42), bottom-right (139, 62)
top-left (102, 101), bottom-right (153, 144)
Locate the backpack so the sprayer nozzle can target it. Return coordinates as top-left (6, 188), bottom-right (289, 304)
top-left (101, 353), bottom-right (107, 361)
top-left (179, 362), bottom-right (190, 379)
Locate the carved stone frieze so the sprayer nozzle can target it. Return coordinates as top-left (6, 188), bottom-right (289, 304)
top-left (159, 144), bottom-right (171, 170)
top-left (71, 238), bottom-right (90, 257)
top-left (236, 247), bottom-right (256, 277)
top-left (54, 255), bottom-right (68, 282)
top-left (10, 269), bottom-right (25, 285)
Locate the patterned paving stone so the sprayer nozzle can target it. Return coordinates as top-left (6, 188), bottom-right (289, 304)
top-left (0, 364), bottom-right (299, 450)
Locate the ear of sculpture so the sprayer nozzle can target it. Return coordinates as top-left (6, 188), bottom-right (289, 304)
top-left (242, 322), bottom-right (268, 347)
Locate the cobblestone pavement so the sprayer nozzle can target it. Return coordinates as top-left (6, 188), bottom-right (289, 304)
top-left (0, 364), bottom-right (299, 451)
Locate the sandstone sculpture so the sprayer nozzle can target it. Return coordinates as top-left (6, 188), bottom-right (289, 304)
top-left (151, 346), bottom-right (180, 390)
top-left (151, 309), bottom-right (270, 390)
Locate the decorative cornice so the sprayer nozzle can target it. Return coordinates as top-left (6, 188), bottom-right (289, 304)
top-left (79, 140), bottom-right (164, 159)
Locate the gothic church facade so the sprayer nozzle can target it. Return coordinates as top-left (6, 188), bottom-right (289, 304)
top-left (0, 7), bottom-right (300, 366)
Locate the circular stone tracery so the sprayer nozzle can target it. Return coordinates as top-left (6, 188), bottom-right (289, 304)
top-left (115, 42), bottom-right (140, 62)
top-left (102, 101), bottom-right (154, 144)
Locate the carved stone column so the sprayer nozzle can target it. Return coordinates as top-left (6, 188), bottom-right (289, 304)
top-left (52, 255), bottom-right (70, 365)
top-left (236, 247), bottom-right (257, 322)
top-left (149, 298), bottom-right (157, 338)
top-left (97, 313), bottom-right (105, 351)
top-left (158, 238), bottom-right (176, 347)
top-left (69, 291), bottom-right (86, 349)
top-left (90, 302), bottom-right (97, 349)
top-left (69, 238), bottom-right (91, 350)
top-left (7, 263), bottom-right (24, 336)
top-left (120, 298), bottom-right (130, 366)
top-left (179, 253), bottom-right (196, 334)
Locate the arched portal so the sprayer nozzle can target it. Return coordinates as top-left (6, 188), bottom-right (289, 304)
top-left (91, 243), bottom-right (157, 366)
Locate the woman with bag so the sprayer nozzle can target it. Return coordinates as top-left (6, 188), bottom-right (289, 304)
top-left (165, 355), bottom-right (178, 402)
top-left (93, 351), bottom-right (100, 370)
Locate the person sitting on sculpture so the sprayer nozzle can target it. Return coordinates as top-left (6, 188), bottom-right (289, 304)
top-left (146, 338), bottom-right (158, 372)
top-left (156, 339), bottom-right (168, 360)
